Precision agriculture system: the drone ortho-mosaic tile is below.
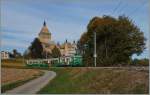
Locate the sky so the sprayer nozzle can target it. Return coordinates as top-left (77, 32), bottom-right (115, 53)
top-left (1, 0), bottom-right (149, 59)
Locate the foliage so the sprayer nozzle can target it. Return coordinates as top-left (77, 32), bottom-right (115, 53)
top-left (9, 49), bottom-right (22, 58)
top-left (132, 58), bottom-right (149, 66)
top-left (78, 15), bottom-right (146, 66)
top-left (24, 38), bottom-right (62, 59)
top-left (51, 46), bottom-right (61, 58)
top-left (42, 51), bottom-right (53, 58)
top-left (26, 38), bottom-right (44, 59)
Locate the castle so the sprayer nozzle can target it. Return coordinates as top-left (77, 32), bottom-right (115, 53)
top-left (38, 21), bottom-right (77, 57)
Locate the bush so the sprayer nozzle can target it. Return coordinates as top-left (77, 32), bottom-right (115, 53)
top-left (132, 58), bottom-right (149, 66)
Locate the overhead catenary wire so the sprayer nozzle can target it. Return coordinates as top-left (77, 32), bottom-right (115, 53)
top-left (114, 2), bottom-right (128, 15)
top-left (111, 0), bottom-right (122, 15)
top-left (128, 0), bottom-right (148, 17)
top-left (111, 0), bottom-right (148, 18)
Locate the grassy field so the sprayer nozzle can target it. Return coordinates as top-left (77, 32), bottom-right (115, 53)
top-left (38, 67), bottom-right (149, 94)
top-left (1, 68), bottom-right (43, 84)
top-left (1, 59), bottom-right (149, 94)
top-left (1, 59), bottom-right (25, 68)
top-left (1, 68), bottom-right (44, 93)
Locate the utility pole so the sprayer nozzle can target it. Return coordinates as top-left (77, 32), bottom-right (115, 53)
top-left (94, 30), bottom-right (97, 67)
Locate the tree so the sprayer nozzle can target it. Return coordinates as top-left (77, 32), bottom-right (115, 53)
top-left (132, 58), bottom-right (149, 66)
top-left (23, 49), bottom-right (32, 59)
top-left (42, 51), bottom-right (52, 58)
top-left (29, 38), bottom-right (44, 59)
top-left (51, 46), bottom-right (61, 58)
top-left (78, 15), bottom-right (146, 66)
top-left (12, 49), bottom-right (22, 58)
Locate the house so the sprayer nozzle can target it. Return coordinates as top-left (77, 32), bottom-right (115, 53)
top-left (59, 40), bottom-right (77, 57)
top-left (1, 51), bottom-right (10, 59)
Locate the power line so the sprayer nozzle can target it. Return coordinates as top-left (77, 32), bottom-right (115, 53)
top-left (111, 0), bottom-right (122, 15)
top-left (115, 2), bottom-right (128, 15)
top-left (128, 0), bottom-right (148, 17)
top-left (111, 0), bottom-right (148, 17)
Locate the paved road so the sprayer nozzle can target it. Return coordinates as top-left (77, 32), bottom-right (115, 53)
top-left (5, 70), bottom-right (56, 94)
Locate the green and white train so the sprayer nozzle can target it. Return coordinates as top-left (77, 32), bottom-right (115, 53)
top-left (26, 55), bottom-right (83, 67)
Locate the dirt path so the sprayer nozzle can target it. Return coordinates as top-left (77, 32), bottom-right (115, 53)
top-left (5, 70), bottom-right (56, 94)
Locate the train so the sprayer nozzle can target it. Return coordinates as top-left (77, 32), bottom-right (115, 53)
top-left (26, 55), bottom-right (83, 67)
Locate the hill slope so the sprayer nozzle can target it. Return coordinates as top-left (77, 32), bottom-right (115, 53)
top-left (38, 67), bottom-right (149, 94)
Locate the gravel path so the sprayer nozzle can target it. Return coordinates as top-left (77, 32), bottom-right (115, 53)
top-left (5, 70), bottom-right (56, 94)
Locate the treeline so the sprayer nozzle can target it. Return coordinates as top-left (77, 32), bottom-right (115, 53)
top-left (9, 49), bottom-right (22, 58)
top-left (131, 58), bottom-right (149, 66)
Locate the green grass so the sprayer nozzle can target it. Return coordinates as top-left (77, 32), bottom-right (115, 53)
top-left (38, 67), bottom-right (149, 94)
top-left (1, 71), bottom-right (44, 93)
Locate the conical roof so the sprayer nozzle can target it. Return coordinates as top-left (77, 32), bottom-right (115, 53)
top-left (39, 21), bottom-right (51, 35)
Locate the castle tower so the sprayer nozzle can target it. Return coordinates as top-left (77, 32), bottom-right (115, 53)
top-left (38, 21), bottom-right (51, 44)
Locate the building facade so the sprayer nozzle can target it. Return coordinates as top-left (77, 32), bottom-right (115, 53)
top-left (1, 51), bottom-right (10, 59)
top-left (38, 21), bottom-right (77, 58)
top-left (59, 40), bottom-right (77, 57)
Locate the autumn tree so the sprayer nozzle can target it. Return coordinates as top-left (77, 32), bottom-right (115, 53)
top-left (51, 46), bottom-right (61, 58)
top-left (78, 15), bottom-right (146, 66)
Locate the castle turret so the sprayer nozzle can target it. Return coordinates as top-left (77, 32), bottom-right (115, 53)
top-left (39, 21), bottom-right (51, 44)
